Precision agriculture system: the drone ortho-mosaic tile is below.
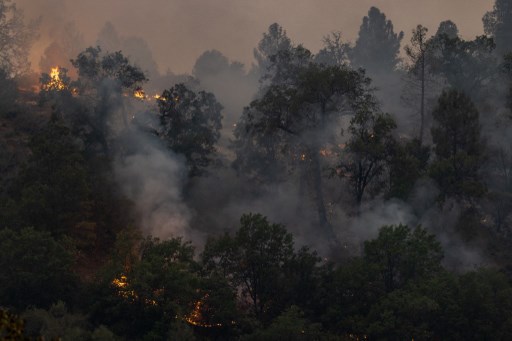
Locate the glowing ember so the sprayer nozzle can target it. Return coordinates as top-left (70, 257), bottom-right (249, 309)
top-left (184, 294), bottom-right (226, 328)
top-left (111, 274), bottom-right (157, 305)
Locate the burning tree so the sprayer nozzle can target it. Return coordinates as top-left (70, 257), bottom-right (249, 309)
top-left (40, 46), bottom-right (149, 155)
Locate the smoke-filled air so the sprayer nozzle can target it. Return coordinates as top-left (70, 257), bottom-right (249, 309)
top-left (2, 0), bottom-right (512, 339)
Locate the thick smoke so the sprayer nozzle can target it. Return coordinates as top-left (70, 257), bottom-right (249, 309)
top-left (114, 127), bottom-right (196, 241)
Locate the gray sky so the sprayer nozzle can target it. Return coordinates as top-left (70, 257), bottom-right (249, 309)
top-left (18, 0), bottom-right (494, 74)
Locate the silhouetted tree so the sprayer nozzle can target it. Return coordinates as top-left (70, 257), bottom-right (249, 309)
top-left (404, 25), bottom-right (431, 144)
top-left (334, 107), bottom-right (396, 207)
top-left (435, 20), bottom-right (459, 39)
top-left (430, 90), bottom-right (487, 201)
top-left (157, 83), bottom-right (223, 176)
top-left (483, 0), bottom-right (512, 54)
top-left (351, 7), bottom-right (403, 75)
top-left (253, 23), bottom-right (293, 80)
top-left (234, 54), bottom-right (373, 237)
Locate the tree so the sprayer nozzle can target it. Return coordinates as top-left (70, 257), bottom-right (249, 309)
top-left (4, 117), bottom-right (90, 236)
top-left (363, 224), bottom-right (443, 292)
top-left (334, 107), bottom-right (396, 207)
top-left (429, 90), bottom-right (487, 201)
top-left (404, 25), bottom-right (431, 144)
top-left (156, 83), bottom-right (223, 176)
top-left (91, 236), bottom-right (202, 340)
top-left (428, 35), bottom-right (496, 101)
top-left (0, 0), bottom-right (37, 76)
top-left (435, 20), bottom-right (459, 39)
top-left (192, 49), bottom-right (255, 127)
top-left (234, 53), bottom-right (373, 237)
top-left (22, 301), bottom-right (117, 341)
top-left (387, 138), bottom-right (430, 200)
top-left (65, 46), bottom-right (148, 155)
top-left (0, 227), bottom-right (76, 309)
top-left (314, 32), bottom-right (350, 67)
top-left (253, 23), bottom-right (292, 79)
top-left (350, 7), bottom-right (403, 75)
top-left (483, 0), bottom-right (512, 54)
top-left (202, 213), bottom-right (295, 323)
top-left (0, 68), bottom-right (17, 115)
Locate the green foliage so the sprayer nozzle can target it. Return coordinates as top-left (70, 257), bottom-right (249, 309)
top-left (0, 117), bottom-right (90, 237)
top-left (91, 236), bottom-right (201, 340)
top-left (202, 213), bottom-right (296, 322)
top-left (363, 224), bottom-right (443, 292)
top-left (387, 138), bottom-right (430, 199)
top-left (428, 35), bottom-right (496, 100)
top-left (0, 227), bottom-right (76, 309)
top-left (335, 108), bottom-right (397, 205)
top-left (64, 46), bottom-right (148, 155)
top-left (23, 301), bottom-right (117, 341)
top-left (430, 90), bottom-right (487, 201)
top-left (71, 46), bottom-right (147, 92)
top-left (242, 306), bottom-right (324, 341)
top-left (366, 289), bottom-right (439, 340)
top-left (234, 56), bottom-right (374, 234)
top-left (157, 83), bottom-right (223, 176)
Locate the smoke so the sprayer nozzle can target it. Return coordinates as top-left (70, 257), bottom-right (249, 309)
top-left (327, 178), bottom-right (488, 270)
top-left (114, 127), bottom-right (195, 241)
top-left (13, 0), bottom-right (503, 272)
top-left (17, 0), bottom-right (493, 75)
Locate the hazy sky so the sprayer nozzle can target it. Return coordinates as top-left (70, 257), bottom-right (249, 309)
top-left (18, 0), bottom-right (494, 74)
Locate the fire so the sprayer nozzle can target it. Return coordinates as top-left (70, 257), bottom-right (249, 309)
top-left (184, 294), bottom-right (230, 328)
top-left (111, 274), bottom-right (157, 305)
top-left (133, 88), bottom-right (147, 100)
top-left (43, 67), bottom-right (66, 91)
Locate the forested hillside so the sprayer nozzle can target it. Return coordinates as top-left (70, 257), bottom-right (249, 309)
top-left (2, 0), bottom-right (512, 339)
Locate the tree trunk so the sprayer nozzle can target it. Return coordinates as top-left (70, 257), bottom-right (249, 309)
top-left (310, 148), bottom-right (337, 241)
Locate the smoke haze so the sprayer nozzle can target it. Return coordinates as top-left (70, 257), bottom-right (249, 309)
top-left (18, 0), bottom-right (493, 73)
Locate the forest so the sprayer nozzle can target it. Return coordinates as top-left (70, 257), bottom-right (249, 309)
top-left (2, 0), bottom-right (512, 339)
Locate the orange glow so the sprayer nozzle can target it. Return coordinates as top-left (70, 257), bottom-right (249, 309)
top-left (184, 294), bottom-right (227, 328)
top-left (111, 274), bottom-right (157, 305)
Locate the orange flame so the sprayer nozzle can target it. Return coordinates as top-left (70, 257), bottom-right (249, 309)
top-left (43, 67), bottom-right (66, 91)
